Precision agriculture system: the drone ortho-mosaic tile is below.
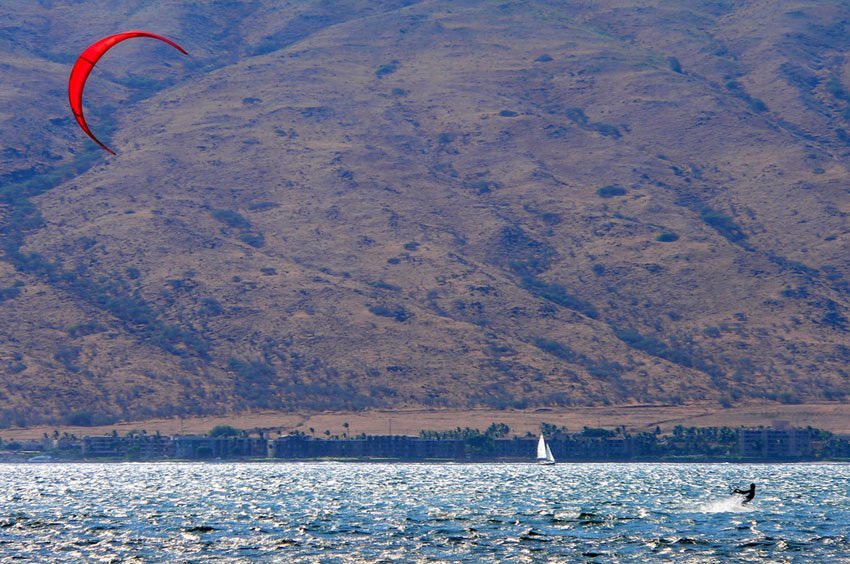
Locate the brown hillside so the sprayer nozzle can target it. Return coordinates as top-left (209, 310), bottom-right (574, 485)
top-left (1, 0), bottom-right (849, 427)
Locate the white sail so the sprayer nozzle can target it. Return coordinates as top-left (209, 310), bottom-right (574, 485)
top-left (537, 435), bottom-right (548, 459)
top-left (537, 435), bottom-right (555, 464)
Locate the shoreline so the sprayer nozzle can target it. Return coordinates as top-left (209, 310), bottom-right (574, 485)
top-left (6, 458), bottom-right (850, 465)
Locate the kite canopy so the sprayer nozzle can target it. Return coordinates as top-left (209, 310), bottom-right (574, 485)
top-left (68, 31), bottom-right (187, 154)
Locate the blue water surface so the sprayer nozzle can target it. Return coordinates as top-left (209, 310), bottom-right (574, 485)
top-left (0, 462), bottom-right (848, 561)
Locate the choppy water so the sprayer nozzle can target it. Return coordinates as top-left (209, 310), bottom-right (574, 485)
top-left (1, 462), bottom-right (848, 561)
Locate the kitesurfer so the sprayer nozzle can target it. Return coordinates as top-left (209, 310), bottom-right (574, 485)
top-left (733, 483), bottom-right (756, 504)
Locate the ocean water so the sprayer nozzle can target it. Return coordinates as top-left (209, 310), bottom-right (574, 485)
top-left (1, 462), bottom-right (848, 561)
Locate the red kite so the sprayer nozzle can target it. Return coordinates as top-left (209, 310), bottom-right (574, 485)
top-left (68, 31), bottom-right (187, 154)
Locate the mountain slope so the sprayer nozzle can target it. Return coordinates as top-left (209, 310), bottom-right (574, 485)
top-left (1, 0), bottom-right (849, 426)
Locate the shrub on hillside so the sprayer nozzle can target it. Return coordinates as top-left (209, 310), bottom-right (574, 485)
top-left (211, 209), bottom-right (251, 229)
top-left (534, 338), bottom-right (578, 362)
top-left (370, 280), bottom-right (401, 292)
top-left (368, 305), bottom-right (413, 322)
top-left (520, 276), bottom-right (598, 319)
top-left (700, 207), bottom-right (746, 242)
top-left (375, 60), bottom-right (399, 78)
top-left (240, 232), bottom-right (265, 248)
top-left (0, 285), bottom-right (21, 303)
top-left (248, 201), bottom-right (279, 212)
top-left (668, 57), bottom-right (682, 73)
top-left (199, 298), bottom-right (223, 316)
top-left (63, 411), bottom-right (115, 427)
top-left (596, 185), bottom-right (628, 198)
top-left (54, 345), bottom-right (81, 373)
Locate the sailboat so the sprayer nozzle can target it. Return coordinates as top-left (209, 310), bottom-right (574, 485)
top-left (537, 435), bottom-right (556, 465)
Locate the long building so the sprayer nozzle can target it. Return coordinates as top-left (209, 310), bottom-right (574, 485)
top-left (738, 428), bottom-right (812, 458)
top-left (82, 435), bottom-right (266, 460)
top-left (70, 426), bottom-right (821, 461)
top-left (82, 434), bottom-right (174, 459)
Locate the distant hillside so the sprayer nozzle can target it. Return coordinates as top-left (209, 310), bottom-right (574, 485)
top-left (1, 0), bottom-right (849, 427)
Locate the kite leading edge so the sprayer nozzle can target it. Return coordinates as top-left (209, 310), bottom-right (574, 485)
top-left (68, 31), bottom-right (187, 154)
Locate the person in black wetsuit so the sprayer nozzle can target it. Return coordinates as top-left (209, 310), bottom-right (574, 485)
top-left (733, 483), bottom-right (756, 504)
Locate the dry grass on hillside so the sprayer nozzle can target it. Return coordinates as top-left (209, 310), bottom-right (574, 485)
top-left (6, 402), bottom-right (850, 441)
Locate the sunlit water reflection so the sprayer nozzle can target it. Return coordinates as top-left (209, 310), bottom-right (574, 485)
top-left (1, 462), bottom-right (848, 560)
